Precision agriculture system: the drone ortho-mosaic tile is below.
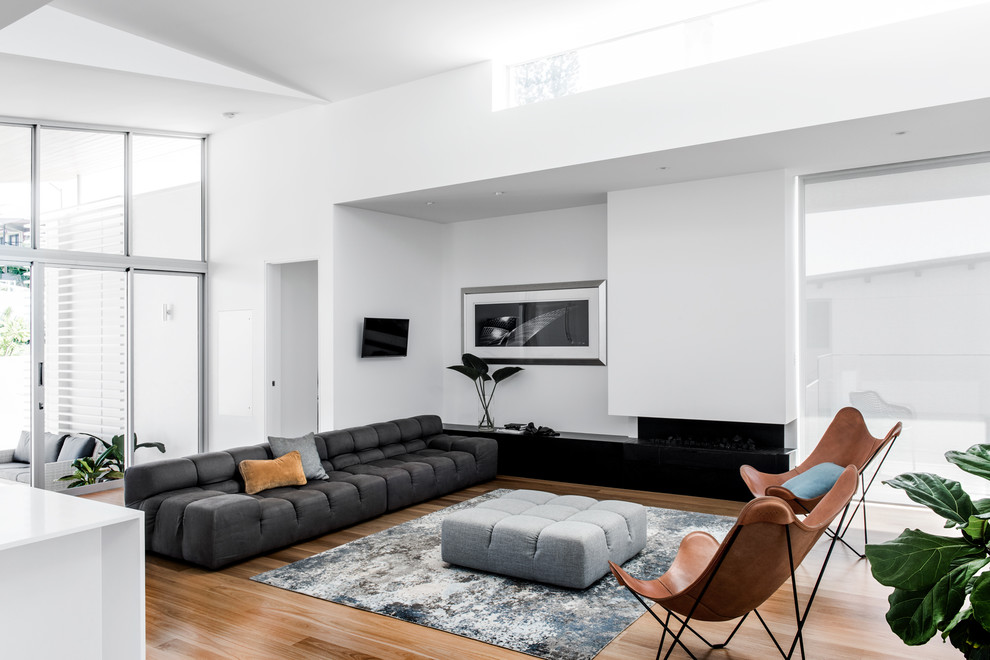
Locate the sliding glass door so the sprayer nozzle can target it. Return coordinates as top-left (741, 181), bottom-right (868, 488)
top-left (802, 154), bottom-right (990, 503)
top-left (0, 263), bottom-right (31, 484)
top-left (42, 266), bottom-right (127, 489)
top-left (0, 265), bottom-right (202, 491)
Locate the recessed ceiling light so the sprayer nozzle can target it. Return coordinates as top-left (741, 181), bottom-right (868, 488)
top-left (493, 191), bottom-right (505, 196)
top-left (656, 166), bottom-right (669, 171)
top-left (222, 111), bottom-right (239, 119)
top-left (894, 130), bottom-right (908, 136)
top-left (425, 201), bottom-right (435, 206)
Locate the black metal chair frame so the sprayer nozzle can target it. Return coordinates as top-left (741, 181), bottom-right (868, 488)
top-left (620, 503), bottom-right (851, 660)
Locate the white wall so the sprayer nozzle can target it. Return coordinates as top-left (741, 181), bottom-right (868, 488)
top-left (204, 4), bottom-right (990, 443)
top-left (207, 104), bottom-right (331, 450)
top-left (441, 204), bottom-right (633, 436)
top-left (326, 4), bottom-right (990, 203)
top-left (332, 206), bottom-right (444, 428)
top-left (607, 170), bottom-right (793, 425)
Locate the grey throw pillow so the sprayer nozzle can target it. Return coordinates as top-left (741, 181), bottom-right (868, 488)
top-left (12, 430), bottom-right (30, 463)
top-left (12, 431), bottom-right (65, 463)
top-left (268, 432), bottom-right (328, 481)
top-left (44, 432), bottom-right (65, 463)
top-left (57, 435), bottom-right (97, 462)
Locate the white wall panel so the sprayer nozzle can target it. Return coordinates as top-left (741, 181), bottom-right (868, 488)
top-left (207, 104), bottom-right (330, 449)
top-left (331, 206), bottom-right (443, 428)
top-left (607, 170), bottom-right (791, 424)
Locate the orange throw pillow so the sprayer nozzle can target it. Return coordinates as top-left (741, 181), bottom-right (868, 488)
top-left (239, 450), bottom-right (307, 494)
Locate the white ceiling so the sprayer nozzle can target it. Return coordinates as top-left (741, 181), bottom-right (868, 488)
top-left (0, 0), bottom-right (737, 133)
top-left (2, 1), bottom-right (990, 221)
top-left (48, 0), bottom-right (739, 102)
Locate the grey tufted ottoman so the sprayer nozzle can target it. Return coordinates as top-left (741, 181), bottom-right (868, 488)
top-left (441, 489), bottom-right (647, 589)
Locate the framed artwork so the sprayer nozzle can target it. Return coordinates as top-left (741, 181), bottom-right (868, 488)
top-left (461, 280), bottom-right (606, 365)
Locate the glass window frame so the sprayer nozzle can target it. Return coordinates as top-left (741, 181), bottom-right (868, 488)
top-left (0, 117), bottom-right (207, 491)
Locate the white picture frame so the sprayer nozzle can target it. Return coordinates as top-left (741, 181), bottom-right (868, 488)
top-left (461, 280), bottom-right (606, 365)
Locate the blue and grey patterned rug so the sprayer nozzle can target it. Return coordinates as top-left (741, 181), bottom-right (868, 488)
top-left (252, 489), bottom-right (735, 660)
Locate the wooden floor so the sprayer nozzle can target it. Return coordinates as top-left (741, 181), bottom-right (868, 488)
top-left (86, 477), bottom-right (959, 659)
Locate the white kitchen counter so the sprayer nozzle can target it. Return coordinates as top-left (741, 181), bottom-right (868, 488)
top-left (0, 482), bottom-right (145, 660)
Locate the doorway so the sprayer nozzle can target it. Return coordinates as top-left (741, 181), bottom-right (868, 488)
top-left (266, 260), bottom-right (319, 437)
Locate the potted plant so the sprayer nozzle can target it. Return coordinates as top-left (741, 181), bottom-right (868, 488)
top-left (57, 432), bottom-right (166, 488)
top-left (865, 443), bottom-right (990, 658)
top-left (447, 353), bottom-right (523, 431)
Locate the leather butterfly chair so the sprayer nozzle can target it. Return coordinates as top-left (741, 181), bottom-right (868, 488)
top-left (610, 466), bottom-right (857, 660)
top-left (739, 406), bottom-right (902, 557)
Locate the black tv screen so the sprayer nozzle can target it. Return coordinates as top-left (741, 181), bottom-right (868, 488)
top-left (361, 317), bottom-right (409, 358)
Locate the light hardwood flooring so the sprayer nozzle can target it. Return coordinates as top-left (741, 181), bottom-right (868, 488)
top-left (85, 477), bottom-right (959, 659)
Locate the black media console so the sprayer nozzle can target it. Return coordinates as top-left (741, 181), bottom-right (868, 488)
top-left (444, 424), bottom-right (795, 502)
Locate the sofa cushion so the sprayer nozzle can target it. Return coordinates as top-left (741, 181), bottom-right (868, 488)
top-left (44, 432), bottom-right (65, 462)
top-left (412, 414), bottom-right (443, 437)
top-left (269, 432), bottom-right (328, 480)
top-left (12, 431), bottom-right (29, 463)
top-left (125, 457), bottom-right (199, 507)
top-left (13, 431), bottom-right (65, 463)
top-left (370, 421), bottom-right (402, 446)
top-left (239, 451), bottom-right (307, 495)
top-left (426, 434), bottom-right (498, 482)
top-left (189, 452), bottom-right (237, 485)
top-left (350, 426), bottom-right (379, 452)
top-left (0, 463), bottom-right (29, 482)
top-left (346, 459), bottom-right (439, 510)
top-left (57, 435), bottom-right (97, 462)
top-left (319, 429), bottom-right (355, 458)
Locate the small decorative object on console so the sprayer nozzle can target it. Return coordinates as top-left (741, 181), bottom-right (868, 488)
top-left (505, 421), bottom-right (560, 437)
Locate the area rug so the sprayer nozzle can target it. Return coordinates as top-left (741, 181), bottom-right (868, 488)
top-left (252, 489), bottom-right (735, 660)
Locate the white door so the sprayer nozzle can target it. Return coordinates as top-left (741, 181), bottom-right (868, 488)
top-left (266, 260), bottom-right (319, 437)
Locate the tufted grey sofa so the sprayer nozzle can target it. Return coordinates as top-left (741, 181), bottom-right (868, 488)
top-left (124, 415), bottom-right (497, 569)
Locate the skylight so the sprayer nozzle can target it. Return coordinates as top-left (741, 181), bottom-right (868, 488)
top-left (505, 0), bottom-right (986, 108)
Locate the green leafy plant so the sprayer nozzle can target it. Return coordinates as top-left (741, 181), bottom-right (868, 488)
top-left (57, 438), bottom-right (125, 487)
top-left (865, 444), bottom-right (990, 658)
top-left (0, 306), bottom-right (29, 356)
top-left (56, 432), bottom-right (166, 488)
top-left (447, 353), bottom-right (523, 430)
top-left (0, 264), bottom-right (29, 285)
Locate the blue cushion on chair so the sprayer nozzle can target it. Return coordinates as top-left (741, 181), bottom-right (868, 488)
top-left (781, 462), bottom-right (846, 500)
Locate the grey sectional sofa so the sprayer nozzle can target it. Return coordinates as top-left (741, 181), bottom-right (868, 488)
top-left (124, 415), bottom-right (497, 569)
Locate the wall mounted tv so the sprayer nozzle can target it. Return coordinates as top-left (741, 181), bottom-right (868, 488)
top-left (360, 317), bottom-right (409, 358)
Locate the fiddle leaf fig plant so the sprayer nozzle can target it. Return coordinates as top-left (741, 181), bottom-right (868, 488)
top-left (865, 444), bottom-right (990, 658)
top-left (447, 352), bottom-right (523, 431)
